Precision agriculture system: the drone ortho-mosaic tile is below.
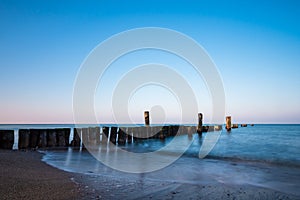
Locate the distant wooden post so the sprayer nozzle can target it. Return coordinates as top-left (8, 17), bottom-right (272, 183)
top-left (226, 116), bottom-right (232, 131)
top-left (144, 111), bottom-right (150, 126)
top-left (197, 113), bottom-right (203, 136)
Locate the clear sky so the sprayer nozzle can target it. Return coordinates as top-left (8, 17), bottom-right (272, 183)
top-left (0, 0), bottom-right (299, 124)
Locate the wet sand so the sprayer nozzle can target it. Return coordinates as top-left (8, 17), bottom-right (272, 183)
top-left (0, 150), bottom-right (80, 200)
top-left (1, 150), bottom-right (299, 200)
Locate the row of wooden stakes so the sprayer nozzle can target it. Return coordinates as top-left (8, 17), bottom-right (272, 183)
top-left (0, 125), bottom-right (225, 150)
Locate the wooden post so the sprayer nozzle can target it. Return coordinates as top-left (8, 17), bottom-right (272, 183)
top-left (232, 124), bottom-right (238, 129)
top-left (101, 127), bottom-right (109, 144)
top-left (63, 128), bottom-right (70, 146)
top-left (0, 130), bottom-right (14, 149)
top-left (197, 113), bottom-right (203, 136)
top-left (118, 127), bottom-right (126, 145)
top-left (95, 127), bottom-right (101, 144)
top-left (38, 129), bottom-right (48, 148)
top-left (72, 128), bottom-right (81, 147)
top-left (47, 129), bottom-right (57, 147)
top-left (56, 129), bottom-right (66, 147)
top-left (88, 127), bottom-right (96, 145)
top-left (81, 128), bottom-right (89, 148)
top-left (132, 127), bottom-right (138, 142)
top-left (29, 129), bottom-right (40, 149)
top-left (110, 127), bottom-right (117, 144)
top-left (226, 116), bottom-right (232, 131)
top-left (127, 127), bottom-right (132, 143)
top-left (18, 129), bottom-right (30, 149)
top-left (144, 111), bottom-right (150, 126)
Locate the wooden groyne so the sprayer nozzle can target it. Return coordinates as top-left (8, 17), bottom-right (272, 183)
top-left (0, 113), bottom-right (253, 150)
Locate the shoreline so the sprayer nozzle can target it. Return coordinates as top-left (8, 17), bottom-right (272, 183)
top-left (1, 149), bottom-right (299, 200)
top-left (0, 150), bottom-right (82, 200)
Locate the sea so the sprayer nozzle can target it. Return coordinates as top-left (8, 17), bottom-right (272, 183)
top-left (1, 124), bottom-right (300, 195)
top-left (1, 124), bottom-right (299, 166)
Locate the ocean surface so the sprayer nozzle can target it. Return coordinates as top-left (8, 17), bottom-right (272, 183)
top-left (1, 124), bottom-right (299, 166)
top-left (2, 124), bottom-right (299, 195)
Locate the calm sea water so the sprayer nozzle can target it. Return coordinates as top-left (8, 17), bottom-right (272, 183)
top-left (0, 124), bottom-right (299, 165)
top-left (31, 124), bottom-right (300, 196)
top-left (208, 124), bottom-right (300, 166)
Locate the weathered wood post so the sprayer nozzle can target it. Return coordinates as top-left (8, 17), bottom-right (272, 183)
top-left (56, 129), bottom-right (66, 147)
top-left (232, 124), bottom-right (238, 129)
top-left (144, 111), bottom-right (150, 126)
top-left (64, 128), bottom-right (71, 146)
top-left (110, 127), bottom-right (117, 144)
top-left (0, 130), bottom-right (14, 149)
top-left (101, 127), bottom-right (109, 144)
top-left (29, 129), bottom-right (40, 149)
top-left (197, 113), bottom-right (203, 136)
top-left (95, 127), bottom-right (101, 144)
top-left (72, 128), bottom-right (81, 147)
top-left (132, 127), bottom-right (138, 142)
top-left (81, 128), bottom-right (89, 148)
top-left (127, 127), bottom-right (132, 143)
top-left (88, 127), bottom-right (97, 145)
top-left (47, 129), bottom-right (57, 147)
top-left (38, 129), bottom-right (48, 148)
top-left (159, 126), bottom-right (167, 140)
top-left (18, 129), bottom-right (30, 149)
top-left (118, 127), bottom-right (126, 145)
top-left (226, 116), bottom-right (232, 131)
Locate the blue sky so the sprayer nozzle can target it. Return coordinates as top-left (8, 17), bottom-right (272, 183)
top-left (0, 0), bottom-right (299, 123)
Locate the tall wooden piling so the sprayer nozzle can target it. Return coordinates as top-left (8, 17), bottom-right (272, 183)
top-left (197, 113), bottom-right (203, 136)
top-left (144, 111), bottom-right (150, 126)
top-left (226, 116), bottom-right (232, 131)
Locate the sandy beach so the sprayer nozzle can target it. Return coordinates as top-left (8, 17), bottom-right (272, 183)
top-left (1, 149), bottom-right (299, 200)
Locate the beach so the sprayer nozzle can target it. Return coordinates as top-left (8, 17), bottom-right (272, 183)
top-left (0, 150), bottom-right (80, 200)
top-left (1, 149), bottom-right (299, 200)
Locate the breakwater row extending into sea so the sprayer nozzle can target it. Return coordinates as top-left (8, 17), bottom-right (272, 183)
top-left (0, 124), bottom-right (230, 150)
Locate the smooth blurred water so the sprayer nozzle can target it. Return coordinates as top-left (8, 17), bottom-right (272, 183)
top-left (207, 124), bottom-right (300, 165)
top-left (1, 124), bottom-right (299, 165)
top-left (36, 124), bottom-right (300, 195)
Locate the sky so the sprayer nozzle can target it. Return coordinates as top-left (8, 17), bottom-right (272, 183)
top-left (0, 0), bottom-right (299, 124)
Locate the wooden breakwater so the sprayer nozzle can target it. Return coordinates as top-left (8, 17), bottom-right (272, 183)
top-left (0, 113), bottom-right (253, 150)
top-left (0, 125), bottom-right (227, 150)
